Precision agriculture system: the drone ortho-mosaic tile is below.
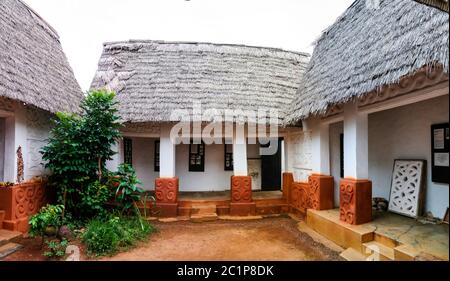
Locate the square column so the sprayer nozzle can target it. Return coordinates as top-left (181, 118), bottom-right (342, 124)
top-left (340, 102), bottom-right (372, 225)
top-left (230, 129), bottom-right (255, 216)
top-left (155, 124), bottom-right (178, 217)
top-left (303, 118), bottom-right (334, 211)
top-left (306, 118), bottom-right (331, 175)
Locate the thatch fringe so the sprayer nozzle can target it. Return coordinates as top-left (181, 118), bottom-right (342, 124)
top-left (285, 0), bottom-right (449, 124)
top-left (0, 0), bottom-right (83, 113)
top-left (414, 0), bottom-right (449, 12)
top-left (91, 40), bottom-right (309, 124)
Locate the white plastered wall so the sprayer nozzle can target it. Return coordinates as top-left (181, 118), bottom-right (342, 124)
top-left (368, 94), bottom-right (449, 219)
top-left (1, 98), bottom-right (51, 182)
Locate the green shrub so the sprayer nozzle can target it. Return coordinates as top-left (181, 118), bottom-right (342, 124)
top-left (110, 164), bottom-right (144, 213)
top-left (29, 204), bottom-right (64, 237)
top-left (81, 215), bottom-right (155, 257)
top-left (43, 239), bottom-right (69, 259)
top-left (40, 90), bottom-right (121, 218)
top-left (79, 180), bottom-right (113, 218)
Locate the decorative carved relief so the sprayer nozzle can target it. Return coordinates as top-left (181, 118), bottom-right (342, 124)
top-left (14, 182), bottom-right (45, 219)
top-left (26, 107), bottom-right (52, 139)
top-left (309, 176), bottom-right (320, 210)
top-left (340, 182), bottom-right (355, 224)
top-left (290, 182), bottom-right (310, 213)
top-left (358, 66), bottom-right (448, 108)
top-left (27, 140), bottom-right (47, 177)
top-left (155, 178), bottom-right (179, 203)
top-left (287, 131), bottom-right (312, 182)
top-left (339, 179), bottom-right (372, 225)
top-left (231, 176), bottom-right (252, 203)
top-left (388, 160), bottom-right (426, 218)
top-left (26, 107), bottom-right (52, 178)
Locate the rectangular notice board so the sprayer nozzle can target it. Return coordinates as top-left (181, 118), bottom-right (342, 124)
top-left (431, 123), bottom-right (449, 184)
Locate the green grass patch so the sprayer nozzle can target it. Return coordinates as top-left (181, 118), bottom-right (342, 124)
top-left (81, 215), bottom-right (156, 257)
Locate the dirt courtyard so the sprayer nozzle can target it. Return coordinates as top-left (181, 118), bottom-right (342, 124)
top-left (3, 217), bottom-right (342, 261)
top-left (100, 217), bottom-right (342, 261)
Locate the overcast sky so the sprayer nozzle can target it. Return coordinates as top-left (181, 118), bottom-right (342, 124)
top-left (22, 0), bottom-right (355, 91)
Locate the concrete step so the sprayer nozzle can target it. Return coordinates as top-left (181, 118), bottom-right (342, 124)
top-left (191, 204), bottom-right (217, 215)
top-left (0, 243), bottom-right (23, 259)
top-left (190, 213), bottom-right (218, 223)
top-left (362, 241), bottom-right (395, 261)
top-left (0, 229), bottom-right (22, 247)
top-left (340, 248), bottom-right (370, 261)
top-left (394, 244), bottom-right (420, 261)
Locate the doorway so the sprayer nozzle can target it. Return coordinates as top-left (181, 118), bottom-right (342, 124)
top-left (260, 138), bottom-right (283, 191)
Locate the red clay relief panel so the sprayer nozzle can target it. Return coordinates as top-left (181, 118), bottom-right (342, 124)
top-left (0, 181), bottom-right (46, 233)
top-left (290, 182), bottom-right (310, 213)
top-left (231, 176), bottom-right (252, 203)
top-left (339, 179), bottom-right (372, 225)
top-left (308, 174), bottom-right (334, 210)
top-left (155, 177), bottom-right (179, 203)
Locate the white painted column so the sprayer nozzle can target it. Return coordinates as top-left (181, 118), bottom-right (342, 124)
top-left (106, 139), bottom-right (123, 172)
top-left (304, 118), bottom-right (330, 175)
top-left (343, 102), bottom-right (369, 179)
top-left (233, 126), bottom-right (248, 176)
top-left (159, 124), bottom-right (176, 178)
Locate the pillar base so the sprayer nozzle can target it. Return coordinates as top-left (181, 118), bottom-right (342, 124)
top-left (230, 176), bottom-right (252, 203)
top-left (308, 174), bottom-right (334, 210)
top-left (230, 202), bottom-right (256, 216)
top-left (339, 178), bottom-right (372, 225)
top-left (155, 177), bottom-right (179, 218)
top-left (156, 203), bottom-right (179, 218)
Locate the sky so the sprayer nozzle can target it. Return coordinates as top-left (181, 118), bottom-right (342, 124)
top-left (22, 0), bottom-right (355, 91)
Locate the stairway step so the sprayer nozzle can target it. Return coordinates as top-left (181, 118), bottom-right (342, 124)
top-left (340, 248), bottom-right (370, 261)
top-left (362, 241), bottom-right (395, 261)
top-left (0, 229), bottom-right (23, 247)
top-left (0, 243), bottom-right (22, 259)
top-left (191, 204), bottom-right (217, 215)
top-left (190, 213), bottom-right (218, 223)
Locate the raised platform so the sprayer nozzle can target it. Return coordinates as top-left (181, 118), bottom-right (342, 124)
top-left (155, 191), bottom-right (288, 219)
top-left (307, 209), bottom-right (449, 261)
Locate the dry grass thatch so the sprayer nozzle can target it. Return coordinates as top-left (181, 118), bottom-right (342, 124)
top-left (0, 0), bottom-right (83, 113)
top-left (285, 0), bottom-right (449, 124)
top-left (90, 40), bottom-right (309, 124)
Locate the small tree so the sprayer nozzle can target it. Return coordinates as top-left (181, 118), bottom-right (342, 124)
top-left (41, 90), bottom-right (122, 218)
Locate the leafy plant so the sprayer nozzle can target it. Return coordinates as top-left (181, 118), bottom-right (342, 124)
top-left (43, 239), bottom-right (69, 259)
top-left (79, 180), bottom-right (113, 218)
top-left (29, 204), bottom-right (64, 237)
top-left (40, 90), bottom-right (121, 218)
top-left (81, 215), bottom-right (155, 257)
top-left (110, 164), bottom-right (144, 213)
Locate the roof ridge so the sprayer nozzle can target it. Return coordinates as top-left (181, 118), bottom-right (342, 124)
top-left (102, 39), bottom-right (310, 57)
top-left (17, 0), bottom-right (60, 40)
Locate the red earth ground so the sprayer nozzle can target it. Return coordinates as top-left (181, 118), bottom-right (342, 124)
top-left (3, 217), bottom-right (343, 261)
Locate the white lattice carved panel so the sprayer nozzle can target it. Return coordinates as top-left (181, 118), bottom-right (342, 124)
top-left (388, 160), bottom-right (425, 218)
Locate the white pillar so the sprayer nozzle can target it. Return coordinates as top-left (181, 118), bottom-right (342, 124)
top-left (233, 126), bottom-right (248, 176)
top-left (305, 118), bottom-right (330, 175)
top-left (160, 124), bottom-right (176, 178)
top-left (343, 102), bottom-right (369, 179)
top-left (106, 139), bottom-right (123, 172)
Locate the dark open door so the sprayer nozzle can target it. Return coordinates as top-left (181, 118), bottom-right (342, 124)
top-left (260, 138), bottom-right (282, 191)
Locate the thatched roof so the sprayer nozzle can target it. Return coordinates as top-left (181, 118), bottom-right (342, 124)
top-left (0, 0), bottom-right (83, 113)
top-left (285, 0), bottom-right (449, 123)
top-left (90, 40), bottom-right (309, 124)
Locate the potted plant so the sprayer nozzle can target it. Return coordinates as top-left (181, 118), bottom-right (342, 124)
top-left (29, 204), bottom-right (64, 239)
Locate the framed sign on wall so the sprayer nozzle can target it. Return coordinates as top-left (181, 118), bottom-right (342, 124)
top-left (431, 123), bottom-right (449, 184)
